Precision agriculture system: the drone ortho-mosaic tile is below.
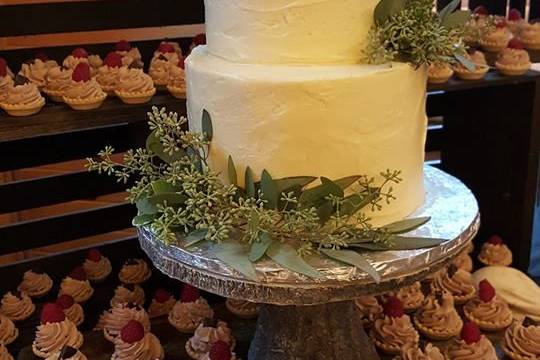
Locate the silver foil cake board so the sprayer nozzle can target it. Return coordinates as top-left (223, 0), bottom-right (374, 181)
top-left (139, 165), bottom-right (479, 360)
top-left (139, 165), bottom-right (479, 305)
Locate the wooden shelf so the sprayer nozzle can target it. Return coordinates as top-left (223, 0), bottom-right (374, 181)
top-left (0, 92), bottom-right (186, 143)
top-left (428, 70), bottom-right (540, 93)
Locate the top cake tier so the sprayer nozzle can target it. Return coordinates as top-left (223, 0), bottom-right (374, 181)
top-left (204, 0), bottom-right (378, 64)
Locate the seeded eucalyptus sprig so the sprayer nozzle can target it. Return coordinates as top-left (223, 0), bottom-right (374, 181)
top-left (364, 0), bottom-right (471, 67)
top-left (87, 107), bottom-right (443, 281)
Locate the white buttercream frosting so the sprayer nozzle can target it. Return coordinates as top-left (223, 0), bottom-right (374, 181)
top-left (205, 0), bottom-right (378, 64)
top-left (186, 47), bottom-right (427, 224)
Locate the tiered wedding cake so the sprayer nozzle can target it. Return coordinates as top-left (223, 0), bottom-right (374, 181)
top-left (186, 0), bottom-right (428, 224)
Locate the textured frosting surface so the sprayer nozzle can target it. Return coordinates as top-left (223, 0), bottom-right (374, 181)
top-left (446, 336), bottom-right (497, 360)
top-left (33, 320), bottom-right (83, 357)
top-left (205, 0), bottom-right (378, 64)
top-left (168, 298), bottom-right (214, 331)
top-left (18, 270), bottom-right (53, 297)
top-left (187, 47), bottom-right (427, 224)
top-left (112, 333), bottom-right (164, 360)
top-left (503, 321), bottom-right (540, 358)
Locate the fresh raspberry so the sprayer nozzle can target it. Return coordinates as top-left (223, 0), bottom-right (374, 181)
top-left (193, 33), bottom-right (207, 46)
top-left (509, 9), bottom-right (522, 21)
top-left (154, 289), bottom-right (172, 303)
top-left (41, 303), bottom-right (66, 324)
top-left (478, 279), bottom-right (496, 302)
top-left (487, 235), bottom-right (504, 245)
top-left (72, 47), bottom-right (88, 58)
top-left (103, 52), bottom-right (123, 68)
top-left (56, 295), bottom-right (75, 310)
top-left (72, 63), bottom-right (91, 82)
top-left (208, 341), bottom-right (232, 360)
top-left (69, 266), bottom-right (87, 281)
top-left (382, 296), bottom-right (404, 318)
top-left (157, 42), bottom-right (175, 54)
top-left (120, 320), bottom-right (145, 343)
top-left (35, 52), bottom-right (49, 62)
top-left (115, 40), bottom-right (132, 52)
top-left (508, 38), bottom-right (525, 50)
top-left (87, 248), bottom-right (102, 262)
top-left (473, 5), bottom-right (489, 16)
top-left (0, 58), bottom-right (7, 77)
top-left (460, 322), bottom-right (482, 344)
top-left (180, 284), bottom-right (200, 303)
top-left (178, 57), bottom-right (185, 69)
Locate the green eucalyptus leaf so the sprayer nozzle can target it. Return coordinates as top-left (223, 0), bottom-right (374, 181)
top-left (267, 242), bottom-right (323, 278)
top-left (389, 236), bottom-right (446, 250)
top-left (340, 192), bottom-right (378, 216)
top-left (442, 10), bottom-right (471, 29)
top-left (299, 177), bottom-right (343, 208)
top-left (248, 209), bottom-right (260, 233)
top-left (439, 0), bottom-right (461, 20)
top-left (455, 53), bottom-right (476, 72)
top-left (245, 167), bottom-right (256, 198)
top-left (321, 249), bottom-right (381, 283)
top-left (317, 201), bottom-right (335, 225)
top-left (151, 180), bottom-right (178, 194)
top-left (149, 193), bottom-right (186, 207)
top-left (202, 109), bottom-right (213, 141)
top-left (214, 242), bottom-right (258, 281)
top-left (185, 229), bottom-right (208, 247)
top-left (132, 214), bottom-right (157, 227)
top-left (348, 243), bottom-right (388, 251)
top-left (136, 197), bottom-right (157, 215)
top-left (381, 216), bottom-right (431, 234)
top-left (274, 176), bottom-right (317, 194)
top-left (228, 156), bottom-right (238, 186)
top-left (186, 147), bottom-right (203, 173)
top-left (146, 131), bottom-right (185, 164)
top-left (333, 175), bottom-right (362, 190)
top-left (249, 232), bottom-right (273, 262)
top-left (374, 0), bottom-right (406, 24)
top-left (260, 170), bottom-right (279, 209)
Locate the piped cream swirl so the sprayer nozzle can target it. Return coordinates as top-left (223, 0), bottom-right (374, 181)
top-left (116, 68), bottom-right (154, 94)
top-left (1, 291), bottom-right (35, 321)
top-left (502, 321), bottom-right (540, 358)
top-left (32, 320), bottom-right (83, 357)
top-left (446, 336), bottom-right (497, 360)
top-left (19, 59), bottom-right (49, 88)
top-left (102, 304), bottom-right (151, 341)
top-left (110, 285), bottom-right (145, 307)
top-left (0, 343), bottom-right (13, 360)
top-left (187, 321), bottom-right (234, 354)
top-left (83, 256), bottom-right (112, 282)
top-left (400, 342), bottom-right (444, 360)
top-left (45, 67), bottom-right (73, 93)
top-left (18, 270), bottom-right (53, 297)
top-left (112, 333), bottom-right (164, 360)
top-left (371, 315), bottom-right (419, 349)
top-left (63, 79), bottom-right (105, 101)
top-left (0, 313), bottom-right (18, 345)
top-left (415, 292), bottom-right (462, 334)
top-left (3, 83), bottom-right (43, 106)
top-left (168, 298), bottom-right (214, 331)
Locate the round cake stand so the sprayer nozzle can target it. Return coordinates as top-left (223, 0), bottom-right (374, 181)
top-left (139, 166), bottom-right (480, 360)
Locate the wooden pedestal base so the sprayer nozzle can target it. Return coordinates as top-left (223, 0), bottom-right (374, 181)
top-left (248, 301), bottom-right (379, 360)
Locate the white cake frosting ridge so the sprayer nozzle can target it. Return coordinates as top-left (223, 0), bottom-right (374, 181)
top-left (204, 0), bottom-right (379, 64)
top-left (186, 46), bottom-right (427, 224)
